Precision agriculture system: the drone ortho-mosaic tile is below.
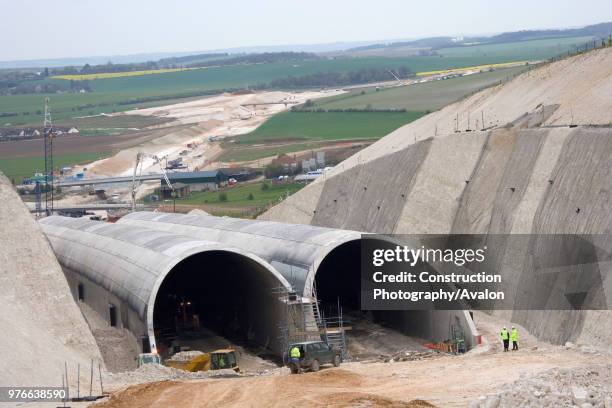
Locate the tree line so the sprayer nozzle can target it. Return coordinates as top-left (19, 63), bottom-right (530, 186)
top-left (49, 52), bottom-right (320, 76)
top-left (267, 66), bottom-right (412, 88)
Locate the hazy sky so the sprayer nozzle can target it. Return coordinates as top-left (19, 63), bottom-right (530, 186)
top-left (2, 0), bottom-right (611, 61)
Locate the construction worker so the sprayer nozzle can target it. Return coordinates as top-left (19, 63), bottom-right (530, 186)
top-left (500, 327), bottom-right (510, 352)
top-left (289, 345), bottom-right (301, 373)
top-left (511, 326), bottom-right (519, 350)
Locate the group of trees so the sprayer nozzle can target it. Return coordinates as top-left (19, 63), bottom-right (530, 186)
top-left (51, 60), bottom-right (161, 76)
top-left (46, 52), bottom-right (319, 77)
top-left (0, 67), bottom-right (92, 95)
top-left (0, 81), bottom-right (63, 95)
top-left (187, 52), bottom-right (319, 68)
top-left (158, 53), bottom-right (228, 66)
top-left (268, 66), bottom-right (412, 88)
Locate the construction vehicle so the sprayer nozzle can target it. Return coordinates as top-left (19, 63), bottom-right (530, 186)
top-left (287, 341), bottom-right (341, 374)
top-left (137, 352), bottom-right (161, 367)
top-left (164, 349), bottom-right (240, 372)
top-left (131, 152), bottom-right (174, 211)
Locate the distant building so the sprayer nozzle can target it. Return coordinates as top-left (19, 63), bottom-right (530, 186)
top-left (302, 158), bottom-right (317, 172)
top-left (316, 151), bottom-right (325, 167)
top-left (272, 154), bottom-right (298, 172)
top-left (160, 182), bottom-right (190, 199)
top-left (166, 170), bottom-right (227, 192)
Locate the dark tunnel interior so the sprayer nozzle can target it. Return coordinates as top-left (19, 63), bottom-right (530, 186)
top-left (314, 239), bottom-right (414, 333)
top-left (153, 251), bottom-right (277, 357)
top-left (315, 240), bottom-right (362, 313)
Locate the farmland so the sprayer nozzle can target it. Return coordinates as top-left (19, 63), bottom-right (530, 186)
top-left (0, 35), bottom-right (589, 127)
top-left (0, 124), bottom-right (187, 183)
top-left (0, 34), bottom-right (594, 179)
top-left (218, 110), bottom-right (424, 163)
top-left (436, 36), bottom-right (594, 59)
top-left (51, 67), bottom-right (194, 80)
top-left (219, 140), bottom-right (360, 163)
top-left (221, 65), bottom-right (529, 161)
top-left (236, 111), bottom-right (425, 143)
top-left (312, 65), bottom-right (529, 111)
top-left (172, 181), bottom-right (305, 217)
top-left (0, 151), bottom-right (110, 182)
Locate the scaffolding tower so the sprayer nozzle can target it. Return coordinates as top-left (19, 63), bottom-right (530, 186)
top-left (319, 299), bottom-right (349, 361)
top-left (275, 285), bottom-right (349, 363)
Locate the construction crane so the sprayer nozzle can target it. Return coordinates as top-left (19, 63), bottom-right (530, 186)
top-left (131, 152), bottom-right (174, 212)
top-left (43, 97), bottom-right (55, 216)
top-left (386, 69), bottom-right (404, 86)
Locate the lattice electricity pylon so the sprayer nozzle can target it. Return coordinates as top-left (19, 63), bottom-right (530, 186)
top-left (43, 97), bottom-right (54, 215)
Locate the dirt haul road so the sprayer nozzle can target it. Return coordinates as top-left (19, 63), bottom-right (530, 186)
top-left (96, 347), bottom-right (610, 408)
top-left (96, 311), bottom-right (611, 408)
top-left (80, 90), bottom-right (342, 178)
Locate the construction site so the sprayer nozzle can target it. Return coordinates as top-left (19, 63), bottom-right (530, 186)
top-left (1, 42), bottom-right (611, 408)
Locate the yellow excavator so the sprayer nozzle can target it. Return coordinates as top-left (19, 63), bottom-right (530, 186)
top-left (138, 349), bottom-right (239, 373)
top-left (165, 349), bottom-right (239, 372)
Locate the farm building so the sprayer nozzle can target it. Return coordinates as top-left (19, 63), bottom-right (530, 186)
top-left (166, 171), bottom-right (227, 192)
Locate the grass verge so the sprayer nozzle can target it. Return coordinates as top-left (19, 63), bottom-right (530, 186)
top-left (0, 151), bottom-right (110, 183)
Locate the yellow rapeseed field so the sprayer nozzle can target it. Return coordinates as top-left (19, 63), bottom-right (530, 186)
top-left (52, 67), bottom-right (199, 80)
top-left (416, 61), bottom-right (528, 76)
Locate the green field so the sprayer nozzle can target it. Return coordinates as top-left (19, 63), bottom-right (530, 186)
top-left (0, 151), bottom-right (110, 183)
top-left (313, 66), bottom-right (529, 111)
top-left (437, 36), bottom-right (594, 59)
top-left (219, 110), bottom-right (423, 162)
top-left (174, 181), bottom-right (305, 217)
top-left (181, 181), bottom-right (303, 206)
top-left (222, 66), bottom-right (533, 162)
top-left (237, 111), bottom-right (424, 144)
top-left (219, 141), bottom-right (340, 163)
top-left (0, 35), bottom-right (589, 127)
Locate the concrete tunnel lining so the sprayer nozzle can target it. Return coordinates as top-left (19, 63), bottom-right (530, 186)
top-left (118, 211), bottom-right (365, 295)
top-left (117, 212), bottom-right (478, 347)
top-left (147, 249), bottom-right (285, 354)
top-left (38, 216), bottom-right (291, 356)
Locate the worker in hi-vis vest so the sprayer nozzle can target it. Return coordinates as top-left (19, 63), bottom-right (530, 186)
top-left (290, 346), bottom-right (301, 373)
top-left (500, 327), bottom-right (510, 352)
top-left (511, 326), bottom-right (519, 351)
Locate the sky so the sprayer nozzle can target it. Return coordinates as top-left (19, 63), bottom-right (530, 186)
top-left (1, 0), bottom-right (611, 61)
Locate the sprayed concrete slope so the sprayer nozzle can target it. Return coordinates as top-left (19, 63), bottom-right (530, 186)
top-left (260, 49), bottom-right (612, 346)
top-left (0, 173), bottom-right (102, 387)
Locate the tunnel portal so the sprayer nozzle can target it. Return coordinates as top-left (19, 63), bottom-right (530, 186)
top-left (152, 251), bottom-right (281, 357)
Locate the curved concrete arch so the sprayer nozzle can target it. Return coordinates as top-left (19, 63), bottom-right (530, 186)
top-left (117, 212), bottom-right (478, 348)
top-left (39, 216), bottom-right (291, 355)
top-left (118, 211), bottom-right (364, 295)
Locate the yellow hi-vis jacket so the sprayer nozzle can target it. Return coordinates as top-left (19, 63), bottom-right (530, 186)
top-left (290, 347), bottom-right (300, 358)
top-left (500, 329), bottom-right (509, 340)
top-left (511, 328), bottom-right (518, 341)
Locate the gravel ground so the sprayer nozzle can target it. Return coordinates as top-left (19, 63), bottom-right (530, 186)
top-left (470, 364), bottom-right (612, 408)
top-left (104, 363), bottom-right (240, 389)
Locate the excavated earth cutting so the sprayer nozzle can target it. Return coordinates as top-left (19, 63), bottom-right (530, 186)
top-left (260, 48), bottom-right (612, 346)
top-left (0, 173), bottom-right (102, 388)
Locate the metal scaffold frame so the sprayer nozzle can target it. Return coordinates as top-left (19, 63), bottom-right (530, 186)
top-left (274, 284), bottom-right (350, 363)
